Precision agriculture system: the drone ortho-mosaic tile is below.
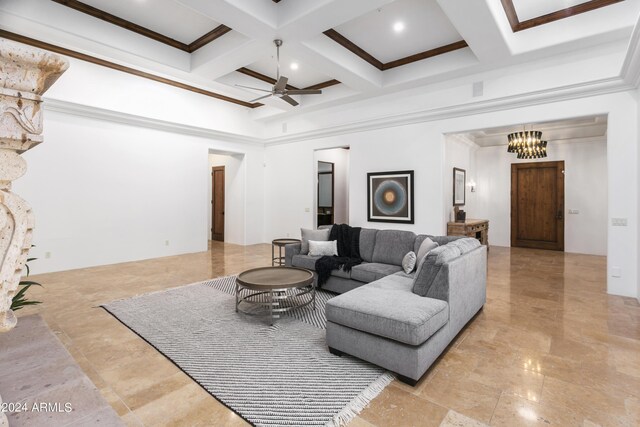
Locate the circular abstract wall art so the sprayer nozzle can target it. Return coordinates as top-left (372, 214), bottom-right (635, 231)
top-left (373, 179), bottom-right (407, 215)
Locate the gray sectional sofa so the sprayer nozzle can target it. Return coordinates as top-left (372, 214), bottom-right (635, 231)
top-left (285, 228), bottom-right (487, 385)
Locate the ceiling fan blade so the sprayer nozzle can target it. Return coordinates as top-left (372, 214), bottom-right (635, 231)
top-left (279, 95), bottom-right (299, 106)
top-left (286, 89), bottom-right (322, 95)
top-left (250, 94), bottom-right (273, 102)
top-left (235, 84), bottom-right (272, 92)
top-left (274, 76), bottom-right (288, 91)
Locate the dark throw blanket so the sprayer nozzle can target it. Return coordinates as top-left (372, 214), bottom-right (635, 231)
top-left (315, 224), bottom-right (362, 288)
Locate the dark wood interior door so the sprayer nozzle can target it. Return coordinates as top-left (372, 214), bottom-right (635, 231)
top-left (212, 166), bottom-right (225, 242)
top-left (511, 161), bottom-right (564, 251)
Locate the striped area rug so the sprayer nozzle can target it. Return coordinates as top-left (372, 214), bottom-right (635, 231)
top-left (102, 275), bottom-right (393, 427)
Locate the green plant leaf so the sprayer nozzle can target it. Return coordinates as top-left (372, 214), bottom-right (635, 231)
top-left (19, 281), bottom-right (42, 287)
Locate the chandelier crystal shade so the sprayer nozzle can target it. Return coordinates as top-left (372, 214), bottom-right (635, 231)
top-left (507, 130), bottom-right (543, 153)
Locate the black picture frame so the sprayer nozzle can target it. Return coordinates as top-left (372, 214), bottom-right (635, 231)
top-left (367, 170), bottom-right (414, 224)
top-left (453, 167), bottom-right (466, 206)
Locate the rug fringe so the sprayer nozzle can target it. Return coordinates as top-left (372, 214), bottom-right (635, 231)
top-left (326, 371), bottom-right (395, 427)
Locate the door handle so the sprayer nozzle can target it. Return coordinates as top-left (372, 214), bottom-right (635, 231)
top-left (556, 210), bottom-right (563, 220)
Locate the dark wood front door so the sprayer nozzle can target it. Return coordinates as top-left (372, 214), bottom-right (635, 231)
top-left (212, 166), bottom-right (225, 242)
top-left (511, 161), bottom-right (564, 251)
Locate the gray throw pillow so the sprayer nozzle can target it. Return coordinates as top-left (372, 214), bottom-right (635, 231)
top-left (402, 251), bottom-right (417, 274)
top-left (412, 244), bottom-right (462, 296)
top-left (417, 237), bottom-right (438, 261)
top-left (301, 228), bottom-right (331, 254)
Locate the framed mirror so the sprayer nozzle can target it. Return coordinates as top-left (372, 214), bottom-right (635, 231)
top-left (453, 167), bottom-right (466, 206)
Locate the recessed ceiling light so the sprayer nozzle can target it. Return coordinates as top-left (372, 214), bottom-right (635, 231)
top-left (290, 62), bottom-right (299, 70)
top-left (393, 21), bottom-right (405, 33)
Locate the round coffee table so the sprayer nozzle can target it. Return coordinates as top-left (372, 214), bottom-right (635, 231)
top-left (236, 267), bottom-right (315, 325)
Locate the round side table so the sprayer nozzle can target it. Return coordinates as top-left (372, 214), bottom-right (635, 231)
top-left (271, 238), bottom-right (301, 266)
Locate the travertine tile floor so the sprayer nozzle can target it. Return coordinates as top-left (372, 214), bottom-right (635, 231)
top-left (16, 244), bottom-right (640, 426)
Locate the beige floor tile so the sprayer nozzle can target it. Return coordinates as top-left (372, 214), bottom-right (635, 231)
top-left (490, 393), bottom-right (583, 426)
top-left (360, 386), bottom-right (449, 427)
top-left (439, 410), bottom-right (488, 427)
top-left (418, 372), bottom-right (501, 424)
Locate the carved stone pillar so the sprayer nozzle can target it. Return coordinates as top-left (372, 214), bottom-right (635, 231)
top-left (0, 38), bottom-right (68, 426)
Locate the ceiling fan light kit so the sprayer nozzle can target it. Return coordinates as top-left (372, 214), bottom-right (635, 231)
top-left (236, 39), bottom-right (323, 107)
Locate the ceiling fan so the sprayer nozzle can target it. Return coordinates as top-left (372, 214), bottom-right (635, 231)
top-left (235, 39), bottom-right (322, 106)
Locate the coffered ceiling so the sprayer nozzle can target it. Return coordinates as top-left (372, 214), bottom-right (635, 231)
top-left (0, 0), bottom-right (638, 118)
top-left (332, 0), bottom-right (463, 64)
top-left (77, 0), bottom-right (224, 45)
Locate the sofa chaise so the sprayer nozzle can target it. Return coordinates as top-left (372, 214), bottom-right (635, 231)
top-left (285, 228), bottom-right (486, 385)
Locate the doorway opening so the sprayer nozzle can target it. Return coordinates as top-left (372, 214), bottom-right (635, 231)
top-left (445, 115), bottom-right (607, 256)
top-left (208, 151), bottom-right (246, 244)
top-left (314, 147), bottom-right (350, 227)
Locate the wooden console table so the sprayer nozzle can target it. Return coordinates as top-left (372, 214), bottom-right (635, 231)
top-left (447, 219), bottom-right (489, 246)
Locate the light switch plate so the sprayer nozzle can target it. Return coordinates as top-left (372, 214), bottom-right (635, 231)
top-left (568, 209), bottom-right (579, 214)
top-left (612, 267), bottom-right (622, 277)
top-left (612, 218), bottom-right (628, 226)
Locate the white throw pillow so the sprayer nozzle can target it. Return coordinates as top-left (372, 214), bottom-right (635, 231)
top-left (300, 228), bottom-right (331, 254)
top-left (308, 240), bottom-right (338, 257)
top-left (402, 251), bottom-right (417, 274)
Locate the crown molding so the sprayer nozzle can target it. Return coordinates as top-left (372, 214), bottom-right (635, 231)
top-left (621, 15), bottom-right (640, 88)
top-left (264, 76), bottom-right (632, 146)
top-left (38, 76), bottom-right (633, 150)
top-left (43, 98), bottom-right (263, 146)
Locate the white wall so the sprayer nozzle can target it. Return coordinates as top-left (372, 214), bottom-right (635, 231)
top-left (264, 122), bottom-right (445, 241)
top-left (444, 136), bottom-right (477, 223)
top-left (14, 110), bottom-right (265, 274)
top-left (474, 140), bottom-right (608, 255)
top-left (208, 153), bottom-right (245, 245)
top-left (44, 58), bottom-right (263, 138)
top-left (314, 148), bottom-right (350, 225)
top-left (264, 91), bottom-right (638, 298)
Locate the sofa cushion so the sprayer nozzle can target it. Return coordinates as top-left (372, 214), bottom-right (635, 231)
top-left (351, 263), bottom-right (402, 283)
top-left (372, 230), bottom-right (416, 265)
top-left (291, 254), bottom-right (353, 279)
top-left (291, 254), bottom-right (321, 270)
top-left (448, 237), bottom-right (482, 254)
top-left (326, 284), bottom-right (449, 346)
top-left (367, 272), bottom-right (414, 291)
top-left (412, 245), bottom-right (461, 296)
top-left (359, 228), bottom-right (378, 262)
top-left (300, 228), bottom-right (330, 254)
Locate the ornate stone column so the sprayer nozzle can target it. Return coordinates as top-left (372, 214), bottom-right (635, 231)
top-left (0, 38), bottom-right (68, 426)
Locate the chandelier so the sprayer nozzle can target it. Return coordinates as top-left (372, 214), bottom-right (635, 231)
top-left (507, 129), bottom-right (547, 159)
top-left (516, 140), bottom-right (547, 159)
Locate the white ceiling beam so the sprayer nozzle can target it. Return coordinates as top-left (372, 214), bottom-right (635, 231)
top-left (175, 0), bottom-right (278, 39)
top-left (437, 0), bottom-right (511, 62)
top-left (277, 0), bottom-right (396, 41)
top-left (190, 32), bottom-right (271, 80)
top-left (294, 36), bottom-right (383, 92)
